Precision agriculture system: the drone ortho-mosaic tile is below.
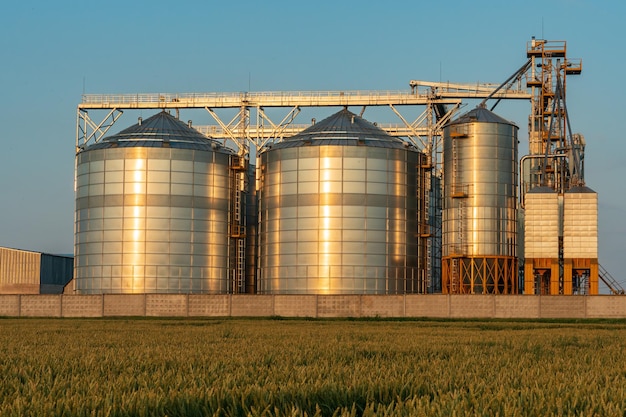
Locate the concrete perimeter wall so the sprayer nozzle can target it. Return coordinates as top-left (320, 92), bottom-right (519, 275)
top-left (1, 294), bottom-right (626, 318)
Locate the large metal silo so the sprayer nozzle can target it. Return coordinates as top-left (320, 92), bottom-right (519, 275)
top-left (74, 111), bottom-right (235, 294)
top-left (442, 106), bottom-right (518, 294)
top-left (257, 108), bottom-right (427, 294)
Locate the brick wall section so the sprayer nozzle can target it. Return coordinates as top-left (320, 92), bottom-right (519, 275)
top-left (62, 295), bottom-right (103, 318)
top-left (495, 296), bottom-right (540, 319)
top-left (230, 295), bottom-right (274, 317)
top-left (450, 295), bottom-right (495, 318)
top-left (317, 295), bottom-right (360, 318)
top-left (20, 295), bottom-right (61, 317)
top-left (539, 296), bottom-right (586, 319)
top-left (146, 294), bottom-right (188, 317)
top-left (405, 295), bottom-right (449, 317)
top-left (273, 295), bottom-right (317, 317)
top-left (586, 296), bottom-right (626, 318)
top-left (0, 295), bottom-right (20, 316)
top-left (188, 295), bottom-right (230, 317)
top-left (0, 294), bottom-right (625, 318)
top-left (361, 295), bottom-right (404, 317)
top-left (104, 294), bottom-right (146, 316)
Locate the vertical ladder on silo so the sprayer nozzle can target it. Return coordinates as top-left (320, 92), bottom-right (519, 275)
top-left (424, 166), bottom-right (432, 293)
top-left (450, 129), bottom-right (468, 293)
top-left (451, 257), bottom-right (459, 293)
top-left (237, 238), bottom-right (245, 292)
top-left (233, 184), bottom-right (246, 293)
top-left (229, 156), bottom-right (248, 294)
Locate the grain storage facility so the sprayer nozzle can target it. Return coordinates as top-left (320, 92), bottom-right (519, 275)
top-left (563, 186), bottom-right (599, 294)
top-left (64, 39), bottom-right (614, 299)
top-left (256, 108), bottom-right (428, 294)
top-left (524, 185), bottom-right (599, 294)
top-left (74, 111), bottom-right (237, 294)
top-left (0, 246), bottom-right (73, 294)
top-left (523, 186), bottom-right (560, 294)
top-left (441, 106), bottom-right (519, 294)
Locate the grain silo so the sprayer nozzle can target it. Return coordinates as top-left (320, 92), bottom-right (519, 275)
top-left (256, 108), bottom-right (427, 294)
top-left (563, 186), bottom-right (598, 294)
top-left (442, 106), bottom-right (518, 294)
top-left (523, 186), bottom-right (559, 294)
top-left (74, 111), bottom-right (235, 294)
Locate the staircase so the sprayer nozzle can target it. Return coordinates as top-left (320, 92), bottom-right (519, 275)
top-left (599, 264), bottom-right (625, 295)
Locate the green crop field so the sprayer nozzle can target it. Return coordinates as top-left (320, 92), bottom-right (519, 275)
top-left (1, 318), bottom-right (625, 416)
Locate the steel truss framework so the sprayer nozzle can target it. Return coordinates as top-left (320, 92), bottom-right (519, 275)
top-left (523, 39), bottom-right (583, 198)
top-left (442, 256), bottom-right (518, 295)
top-left (76, 77), bottom-right (532, 294)
top-left (77, 85), bottom-right (530, 163)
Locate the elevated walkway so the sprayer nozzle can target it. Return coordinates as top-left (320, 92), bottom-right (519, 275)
top-left (79, 90), bottom-right (445, 109)
top-left (79, 85), bottom-right (531, 110)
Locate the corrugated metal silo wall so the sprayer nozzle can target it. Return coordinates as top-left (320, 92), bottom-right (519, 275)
top-left (442, 113), bottom-right (518, 294)
top-left (257, 145), bottom-right (424, 295)
top-left (75, 147), bottom-right (232, 294)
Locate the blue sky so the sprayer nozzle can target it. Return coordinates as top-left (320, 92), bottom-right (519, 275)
top-left (1, 0), bottom-right (624, 289)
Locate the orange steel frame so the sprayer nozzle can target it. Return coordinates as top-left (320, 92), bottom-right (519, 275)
top-left (524, 257), bottom-right (598, 295)
top-left (442, 256), bottom-right (518, 294)
top-left (524, 258), bottom-right (559, 295)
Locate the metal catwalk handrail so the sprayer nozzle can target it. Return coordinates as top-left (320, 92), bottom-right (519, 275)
top-left (526, 39), bottom-right (567, 56)
top-left (79, 90), bottom-right (435, 109)
top-left (193, 123), bottom-right (430, 139)
top-left (409, 80), bottom-right (531, 98)
top-left (79, 87), bottom-right (531, 110)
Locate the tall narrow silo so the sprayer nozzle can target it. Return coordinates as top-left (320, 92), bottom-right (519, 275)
top-left (523, 187), bottom-right (559, 294)
top-left (257, 108), bottom-right (427, 294)
top-left (442, 106), bottom-right (519, 294)
top-left (563, 186), bottom-right (598, 294)
top-left (74, 111), bottom-right (235, 294)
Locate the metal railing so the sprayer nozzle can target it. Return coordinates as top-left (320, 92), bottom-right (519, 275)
top-left (79, 90), bottom-right (437, 109)
top-left (527, 40), bottom-right (567, 57)
top-left (599, 264), bottom-right (625, 295)
top-left (194, 123), bottom-right (430, 139)
top-left (450, 184), bottom-right (469, 198)
top-left (79, 85), bottom-right (532, 110)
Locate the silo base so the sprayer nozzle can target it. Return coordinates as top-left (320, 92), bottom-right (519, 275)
top-left (524, 258), bottom-right (598, 295)
top-left (442, 256), bottom-right (518, 294)
top-left (524, 258), bottom-right (559, 295)
top-left (565, 258), bottom-right (599, 295)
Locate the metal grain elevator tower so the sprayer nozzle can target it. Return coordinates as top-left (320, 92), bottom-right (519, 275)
top-left (520, 39), bottom-right (599, 295)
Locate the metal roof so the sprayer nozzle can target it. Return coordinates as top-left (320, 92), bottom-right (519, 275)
top-left (268, 108), bottom-right (417, 151)
top-left (81, 111), bottom-right (233, 153)
top-left (446, 105), bottom-right (517, 127)
top-left (566, 185), bottom-right (596, 194)
top-left (0, 246), bottom-right (73, 259)
top-left (527, 186), bottom-right (556, 194)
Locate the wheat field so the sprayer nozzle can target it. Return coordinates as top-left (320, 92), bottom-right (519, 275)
top-left (1, 318), bottom-right (625, 416)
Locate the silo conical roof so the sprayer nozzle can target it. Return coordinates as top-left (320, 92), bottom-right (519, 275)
top-left (270, 108), bottom-right (415, 150)
top-left (82, 111), bottom-right (231, 152)
top-left (446, 106), bottom-right (517, 127)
